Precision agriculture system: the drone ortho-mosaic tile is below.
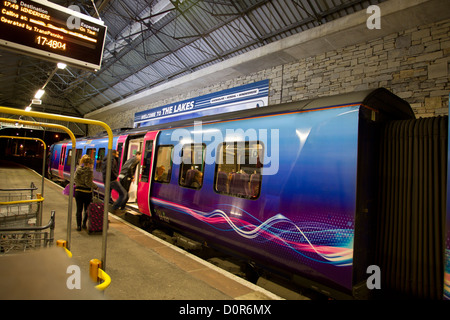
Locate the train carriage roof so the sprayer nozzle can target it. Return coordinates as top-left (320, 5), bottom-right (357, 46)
top-left (124, 88), bottom-right (414, 134)
top-left (53, 88), bottom-right (414, 145)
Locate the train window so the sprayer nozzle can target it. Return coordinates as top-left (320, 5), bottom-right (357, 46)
top-left (66, 149), bottom-right (72, 167)
top-left (96, 148), bottom-right (105, 172)
top-left (153, 145), bottom-right (173, 183)
top-left (85, 148), bottom-right (96, 165)
top-left (117, 143), bottom-right (123, 164)
top-left (179, 144), bottom-right (205, 190)
top-left (75, 149), bottom-right (82, 167)
top-left (141, 140), bottom-right (153, 183)
top-left (66, 149), bottom-right (82, 168)
top-left (214, 141), bottom-right (263, 199)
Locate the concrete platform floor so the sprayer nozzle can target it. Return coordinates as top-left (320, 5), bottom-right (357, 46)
top-left (0, 160), bottom-right (283, 300)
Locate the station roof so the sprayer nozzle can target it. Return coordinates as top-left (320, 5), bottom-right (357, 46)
top-left (0, 0), bottom-right (386, 118)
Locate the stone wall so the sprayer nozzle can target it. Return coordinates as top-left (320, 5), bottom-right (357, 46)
top-left (273, 18), bottom-right (450, 118)
top-left (97, 18), bottom-right (450, 133)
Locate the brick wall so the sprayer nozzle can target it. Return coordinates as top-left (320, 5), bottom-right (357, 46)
top-left (100, 18), bottom-right (450, 133)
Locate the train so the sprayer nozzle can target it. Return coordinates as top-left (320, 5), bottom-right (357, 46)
top-left (48, 88), bottom-right (450, 300)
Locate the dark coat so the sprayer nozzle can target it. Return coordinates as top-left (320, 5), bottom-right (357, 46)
top-left (101, 155), bottom-right (119, 182)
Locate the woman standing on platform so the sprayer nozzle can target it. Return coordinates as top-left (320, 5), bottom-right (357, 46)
top-left (74, 155), bottom-right (98, 231)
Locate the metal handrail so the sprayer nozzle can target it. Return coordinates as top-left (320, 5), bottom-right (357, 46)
top-left (0, 182), bottom-right (38, 204)
top-left (0, 197), bottom-right (44, 205)
top-left (0, 185), bottom-right (38, 192)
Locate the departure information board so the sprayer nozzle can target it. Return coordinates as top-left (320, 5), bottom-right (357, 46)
top-left (0, 0), bottom-right (107, 70)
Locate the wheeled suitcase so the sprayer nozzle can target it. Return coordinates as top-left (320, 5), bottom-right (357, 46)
top-left (87, 191), bottom-right (104, 234)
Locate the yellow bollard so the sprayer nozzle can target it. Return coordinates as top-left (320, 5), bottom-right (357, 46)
top-left (89, 259), bottom-right (102, 283)
top-left (89, 259), bottom-right (111, 291)
top-left (56, 239), bottom-right (67, 248)
top-left (56, 239), bottom-right (72, 258)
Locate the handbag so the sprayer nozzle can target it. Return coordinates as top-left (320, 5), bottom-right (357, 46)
top-left (63, 184), bottom-right (75, 196)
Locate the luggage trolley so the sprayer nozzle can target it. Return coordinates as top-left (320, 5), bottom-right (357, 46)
top-left (0, 211), bottom-right (55, 254)
top-left (0, 135), bottom-right (47, 225)
top-left (0, 184), bottom-right (53, 254)
top-left (0, 183), bottom-right (41, 229)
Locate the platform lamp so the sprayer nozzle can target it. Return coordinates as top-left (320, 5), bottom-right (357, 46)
top-left (25, 62), bottom-right (67, 112)
top-left (24, 89), bottom-right (44, 112)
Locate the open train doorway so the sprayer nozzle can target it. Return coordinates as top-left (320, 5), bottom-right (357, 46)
top-left (122, 137), bottom-right (143, 208)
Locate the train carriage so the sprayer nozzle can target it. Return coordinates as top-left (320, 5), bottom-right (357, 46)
top-left (48, 88), bottom-right (449, 300)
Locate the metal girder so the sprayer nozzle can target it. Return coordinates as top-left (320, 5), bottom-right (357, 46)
top-left (0, 0), bottom-right (385, 118)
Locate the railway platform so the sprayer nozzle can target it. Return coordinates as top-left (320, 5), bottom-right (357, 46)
top-left (0, 160), bottom-right (283, 301)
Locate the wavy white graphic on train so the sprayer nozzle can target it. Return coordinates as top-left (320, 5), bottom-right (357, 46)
top-left (445, 249), bottom-right (450, 300)
top-left (152, 198), bottom-right (354, 266)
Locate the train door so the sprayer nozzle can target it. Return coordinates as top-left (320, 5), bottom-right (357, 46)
top-left (49, 144), bottom-right (60, 178)
top-left (63, 146), bottom-right (72, 180)
top-left (116, 135), bottom-right (128, 172)
top-left (137, 131), bottom-right (159, 216)
top-left (110, 135), bottom-right (128, 201)
top-left (58, 143), bottom-right (68, 179)
top-left (126, 137), bottom-right (143, 203)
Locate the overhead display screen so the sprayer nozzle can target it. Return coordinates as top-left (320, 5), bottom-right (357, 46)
top-left (0, 0), bottom-right (107, 71)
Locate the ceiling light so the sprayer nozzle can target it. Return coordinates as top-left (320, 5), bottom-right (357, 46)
top-left (57, 62), bottom-right (67, 69)
top-left (25, 106), bottom-right (32, 111)
top-left (34, 89), bottom-right (45, 99)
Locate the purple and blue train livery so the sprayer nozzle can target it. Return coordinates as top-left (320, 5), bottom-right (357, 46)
top-left (151, 101), bottom-right (363, 296)
top-left (48, 88), bottom-right (449, 299)
top-left (49, 136), bottom-right (120, 186)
